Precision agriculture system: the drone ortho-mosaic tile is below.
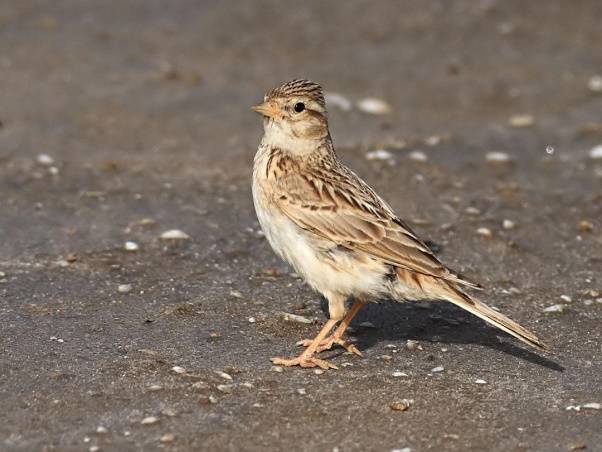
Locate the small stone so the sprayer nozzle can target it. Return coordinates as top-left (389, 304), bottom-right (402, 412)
top-left (392, 371), bottom-right (408, 377)
top-left (588, 145), bottom-right (602, 160)
top-left (408, 150), bottom-right (428, 162)
top-left (141, 416), bottom-right (159, 425)
top-left (161, 408), bottom-right (177, 417)
top-left (357, 97), bottom-right (392, 115)
top-left (359, 321), bottom-right (376, 328)
top-left (381, 355), bottom-right (393, 361)
top-left (216, 384), bottom-right (233, 394)
top-left (48, 166), bottom-right (59, 175)
top-left (560, 295), bottom-right (572, 303)
top-left (117, 284), bottom-right (132, 294)
top-left (390, 399), bottom-right (412, 412)
top-left (502, 219), bottom-right (515, 230)
top-left (96, 426), bottom-right (108, 434)
top-left (248, 317), bottom-right (256, 323)
top-left (89, 447), bottom-right (100, 452)
top-left (465, 207), bottom-right (481, 216)
top-left (325, 92), bottom-right (352, 111)
top-left (579, 220), bottom-right (594, 232)
top-left (588, 75), bottom-right (602, 92)
top-left (0, 271), bottom-right (5, 278)
top-left (297, 388), bottom-right (307, 395)
top-left (582, 402), bottom-right (601, 410)
top-left (485, 151), bottom-right (512, 163)
top-left (215, 371), bottom-right (233, 381)
top-left (543, 304), bottom-right (565, 313)
top-left (366, 149), bottom-right (394, 161)
top-left (229, 290), bottom-right (243, 299)
top-left (37, 153), bottom-right (54, 166)
top-left (431, 366), bottom-right (445, 373)
top-left (160, 433), bottom-right (175, 443)
top-left (282, 313), bottom-right (313, 324)
top-left (124, 241), bottom-right (139, 251)
top-left (425, 135), bottom-right (441, 146)
top-left (475, 379), bottom-right (487, 384)
top-left (160, 229), bottom-right (190, 241)
top-left (391, 448), bottom-right (412, 452)
top-left (406, 340), bottom-right (419, 351)
top-left (148, 384), bottom-right (162, 391)
top-left (313, 369), bottom-right (324, 375)
top-left (271, 366), bottom-right (283, 373)
top-left (508, 114), bottom-right (535, 128)
top-left (171, 366), bottom-right (186, 374)
top-left (476, 227), bottom-right (492, 238)
top-left (208, 395), bottom-right (218, 404)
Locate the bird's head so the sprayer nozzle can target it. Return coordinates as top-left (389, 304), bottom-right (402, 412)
top-left (252, 79), bottom-right (329, 154)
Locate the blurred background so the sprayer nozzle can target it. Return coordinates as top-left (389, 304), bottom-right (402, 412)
top-left (0, 1), bottom-right (600, 451)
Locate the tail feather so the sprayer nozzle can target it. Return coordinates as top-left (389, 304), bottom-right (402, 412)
top-left (445, 287), bottom-right (547, 350)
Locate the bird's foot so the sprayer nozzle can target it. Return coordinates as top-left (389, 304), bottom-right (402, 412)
top-left (271, 355), bottom-right (338, 370)
top-left (296, 336), bottom-right (362, 356)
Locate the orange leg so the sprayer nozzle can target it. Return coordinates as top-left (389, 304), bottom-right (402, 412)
top-left (271, 318), bottom-right (339, 370)
top-left (298, 299), bottom-right (365, 356)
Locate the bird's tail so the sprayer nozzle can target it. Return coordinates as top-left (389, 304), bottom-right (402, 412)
top-left (444, 285), bottom-right (547, 350)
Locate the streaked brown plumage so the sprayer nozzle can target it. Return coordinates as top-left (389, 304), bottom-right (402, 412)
top-left (252, 79), bottom-right (545, 369)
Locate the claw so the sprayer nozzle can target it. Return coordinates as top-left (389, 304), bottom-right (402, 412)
top-left (271, 356), bottom-right (338, 370)
top-left (297, 337), bottom-right (362, 356)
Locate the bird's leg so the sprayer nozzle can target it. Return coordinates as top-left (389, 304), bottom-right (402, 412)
top-left (271, 318), bottom-right (339, 370)
top-left (297, 299), bottom-right (365, 356)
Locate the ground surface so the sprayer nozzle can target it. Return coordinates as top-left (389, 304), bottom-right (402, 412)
top-left (0, 1), bottom-right (601, 451)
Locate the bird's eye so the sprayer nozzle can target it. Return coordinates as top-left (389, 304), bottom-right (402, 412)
top-left (293, 102), bottom-right (305, 113)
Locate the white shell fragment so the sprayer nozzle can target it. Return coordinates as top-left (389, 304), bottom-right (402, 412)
top-left (392, 371), bottom-right (408, 377)
top-left (124, 241), bottom-right (139, 251)
top-left (117, 284), bottom-right (132, 294)
top-left (589, 145), bottom-right (602, 159)
top-left (324, 92), bottom-right (352, 112)
top-left (408, 151), bottom-right (428, 162)
top-left (431, 366), bottom-right (445, 373)
top-left (366, 149), bottom-right (394, 161)
top-left (141, 416), bottom-right (159, 425)
top-left (588, 75), bottom-right (602, 92)
top-left (485, 151), bottom-right (512, 163)
top-left (508, 114), bottom-right (535, 128)
top-left (215, 371), bottom-right (233, 381)
top-left (502, 219), bottom-right (516, 230)
top-left (475, 379), bottom-right (487, 384)
top-left (357, 97), bottom-right (392, 115)
top-left (171, 366), bottom-right (186, 374)
top-left (160, 229), bottom-right (190, 240)
top-left (566, 402), bottom-right (601, 411)
top-left (560, 295), bottom-right (572, 303)
top-left (37, 153), bottom-right (55, 166)
top-left (476, 227), bottom-right (492, 237)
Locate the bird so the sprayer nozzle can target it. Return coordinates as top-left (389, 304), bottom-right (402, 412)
top-left (251, 79), bottom-right (545, 370)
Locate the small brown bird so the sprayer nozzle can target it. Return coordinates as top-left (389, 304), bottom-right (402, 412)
top-left (252, 79), bottom-right (545, 370)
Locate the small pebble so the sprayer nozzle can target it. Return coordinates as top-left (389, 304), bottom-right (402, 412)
top-left (582, 402), bottom-right (601, 410)
top-left (271, 366), bottom-right (283, 373)
top-left (406, 340), bottom-right (419, 351)
top-left (588, 75), bottom-right (602, 92)
top-left (588, 145), bottom-right (602, 160)
top-left (391, 448), bottom-right (412, 452)
top-left (384, 344), bottom-right (398, 349)
top-left (37, 153), bottom-right (55, 166)
top-left (543, 304), bottom-right (566, 313)
top-left (248, 317), bottom-right (256, 323)
top-left (465, 207), bottom-right (481, 216)
top-left (583, 299), bottom-right (594, 306)
top-left (392, 371), bottom-right (408, 377)
top-left (160, 229), bottom-right (190, 241)
top-left (381, 355), bottom-right (393, 361)
top-left (96, 426), bottom-right (108, 434)
top-left (141, 416), bottom-right (159, 425)
top-left (560, 295), bottom-right (572, 303)
top-left (357, 97), bottom-right (392, 115)
top-left (324, 92), bottom-right (352, 111)
top-left (390, 399), bottom-right (412, 412)
top-left (297, 388), bottom-right (307, 395)
top-left (508, 114), bottom-right (535, 128)
top-left (229, 290), bottom-right (243, 299)
top-left (366, 149), bottom-right (394, 161)
top-left (431, 366), bottom-right (445, 373)
top-left (475, 379), bottom-right (487, 384)
top-left (148, 384), bottom-right (162, 391)
top-left (216, 371), bottom-right (233, 381)
top-left (171, 366), bottom-right (186, 374)
top-left (579, 220), bottom-right (594, 232)
top-left (208, 395), bottom-right (218, 404)
top-left (476, 227), bottom-right (492, 238)
top-left (425, 135), bottom-right (441, 146)
top-left (359, 321), bottom-right (376, 328)
top-left (282, 313), bottom-right (313, 324)
top-left (502, 219), bottom-right (515, 230)
top-left (313, 369), bottom-right (324, 375)
top-left (124, 241), bottom-right (139, 251)
top-left (160, 433), bottom-right (175, 443)
top-left (485, 151), bottom-right (512, 163)
top-left (216, 384), bottom-right (233, 394)
top-left (408, 150), bottom-right (428, 162)
top-left (161, 408), bottom-right (177, 417)
top-left (48, 166), bottom-right (59, 175)
top-left (117, 284), bottom-right (132, 294)
top-left (89, 447), bottom-right (100, 452)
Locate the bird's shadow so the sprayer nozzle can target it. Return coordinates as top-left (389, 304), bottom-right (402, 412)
top-left (319, 298), bottom-right (564, 372)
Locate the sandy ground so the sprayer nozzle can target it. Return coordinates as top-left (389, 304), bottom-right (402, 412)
top-left (1, 1), bottom-right (601, 451)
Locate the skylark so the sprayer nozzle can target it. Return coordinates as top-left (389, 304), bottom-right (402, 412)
top-left (252, 79), bottom-right (545, 370)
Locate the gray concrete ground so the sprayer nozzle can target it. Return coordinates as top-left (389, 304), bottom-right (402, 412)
top-left (1, 1), bottom-right (601, 451)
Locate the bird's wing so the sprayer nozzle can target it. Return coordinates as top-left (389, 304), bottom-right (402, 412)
top-left (274, 163), bottom-right (480, 288)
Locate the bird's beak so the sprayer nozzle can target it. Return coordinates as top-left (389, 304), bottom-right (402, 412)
top-left (251, 101), bottom-right (279, 119)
